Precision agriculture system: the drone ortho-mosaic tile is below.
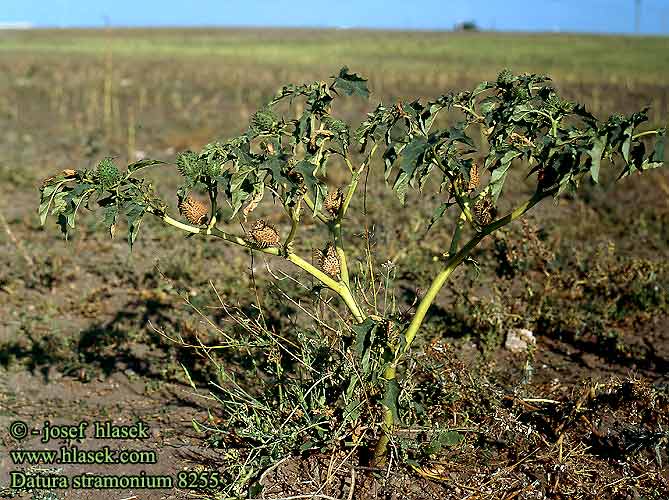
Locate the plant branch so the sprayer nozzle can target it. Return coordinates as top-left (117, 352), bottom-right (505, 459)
top-left (159, 210), bottom-right (365, 323)
top-left (283, 201), bottom-right (301, 254)
top-left (373, 187), bottom-right (552, 464)
top-left (632, 130), bottom-right (660, 140)
top-left (402, 188), bottom-right (551, 353)
top-left (288, 253), bottom-right (365, 323)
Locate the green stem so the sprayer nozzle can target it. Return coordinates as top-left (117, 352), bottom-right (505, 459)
top-left (283, 202), bottom-right (301, 254)
top-left (632, 130), bottom-right (659, 140)
top-left (303, 193), bottom-right (330, 224)
top-left (372, 361), bottom-right (396, 467)
top-left (332, 221), bottom-right (351, 289)
top-left (288, 253), bottom-right (365, 323)
top-left (448, 212), bottom-right (467, 256)
top-left (332, 149), bottom-right (376, 290)
top-left (434, 158), bottom-right (475, 225)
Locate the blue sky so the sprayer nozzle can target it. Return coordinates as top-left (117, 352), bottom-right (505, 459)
top-left (2, 0), bottom-right (669, 34)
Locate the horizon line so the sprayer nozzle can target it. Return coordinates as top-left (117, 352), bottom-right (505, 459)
top-left (0, 23), bottom-right (667, 37)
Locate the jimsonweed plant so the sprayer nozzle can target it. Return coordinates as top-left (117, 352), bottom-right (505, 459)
top-left (40, 68), bottom-right (666, 465)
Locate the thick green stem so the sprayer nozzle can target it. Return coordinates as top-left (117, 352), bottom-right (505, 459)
top-left (283, 201), bottom-right (301, 254)
top-left (632, 130), bottom-right (660, 140)
top-left (303, 193), bottom-right (330, 224)
top-left (332, 146), bottom-right (377, 295)
top-left (288, 252), bottom-right (365, 323)
top-left (372, 362), bottom-right (396, 466)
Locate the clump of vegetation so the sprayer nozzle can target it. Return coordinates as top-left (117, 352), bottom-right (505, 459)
top-left (39, 67), bottom-right (666, 494)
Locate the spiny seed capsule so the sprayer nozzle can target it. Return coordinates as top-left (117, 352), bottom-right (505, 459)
top-left (176, 151), bottom-right (204, 179)
top-left (249, 108), bottom-right (276, 133)
top-left (474, 195), bottom-right (496, 226)
top-left (497, 69), bottom-right (514, 86)
top-left (248, 220), bottom-right (280, 248)
top-left (179, 196), bottom-right (208, 225)
top-left (96, 158), bottom-right (120, 190)
top-left (324, 188), bottom-right (344, 215)
top-left (468, 164), bottom-right (480, 192)
top-left (318, 242), bottom-right (340, 278)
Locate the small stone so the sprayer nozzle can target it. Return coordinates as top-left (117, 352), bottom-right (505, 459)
top-left (505, 328), bottom-right (536, 353)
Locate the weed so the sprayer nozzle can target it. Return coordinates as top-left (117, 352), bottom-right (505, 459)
top-left (38, 68), bottom-right (666, 486)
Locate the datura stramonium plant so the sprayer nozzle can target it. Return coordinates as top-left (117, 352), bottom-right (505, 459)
top-left (40, 68), bottom-right (666, 463)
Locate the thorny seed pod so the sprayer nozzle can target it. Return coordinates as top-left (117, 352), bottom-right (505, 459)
top-left (474, 194), bottom-right (496, 226)
top-left (324, 187), bottom-right (344, 216)
top-left (248, 220), bottom-right (280, 248)
top-left (176, 151), bottom-right (203, 179)
top-left (96, 158), bottom-right (121, 190)
top-left (249, 108), bottom-right (277, 134)
top-left (325, 117), bottom-right (348, 135)
top-left (179, 196), bottom-right (208, 225)
top-left (318, 242), bottom-right (341, 278)
top-left (468, 163), bottom-right (480, 192)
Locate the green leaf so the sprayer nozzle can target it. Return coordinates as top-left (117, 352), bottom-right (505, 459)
top-left (426, 430), bottom-right (464, 455)
top-left (127, 158), bottom-right (166, 174)
top-left (125, 202), bottom-right (146, 249)
top-left (229, 164), bottom-right (258, 218)
top-left (489, 151), bottom-right (520, 202)
top-left (352, 318), bottom-right (379, 377)
top-left (344, 398), bottom-right (363, 422)
top-left (299, 440), bottom-right (315, 452)
top-left (427, 201), bottom-right (454, 232)
top-left (393, 138), bottom-right (428, 204)
top-left (439, 430), bottom-right (464, 446)
top-left (333, 67), bottom-right (369, 99)
top-left (39, 184), bottom-right (58, 225)
top-left (621, 124), bottom-right (634, 163)
top-left (588, 136), bottom-right (606, 183)
top-left (352, 318), bottom-right (377, 360)
top-left (651, 129), bottom-right (666, 163)
top-left (479, 96), bottom-right (497, 115)
top-left (381, 378), bottom-right (401, 423)
top-left (102, 204), bottom-right (119, 238)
